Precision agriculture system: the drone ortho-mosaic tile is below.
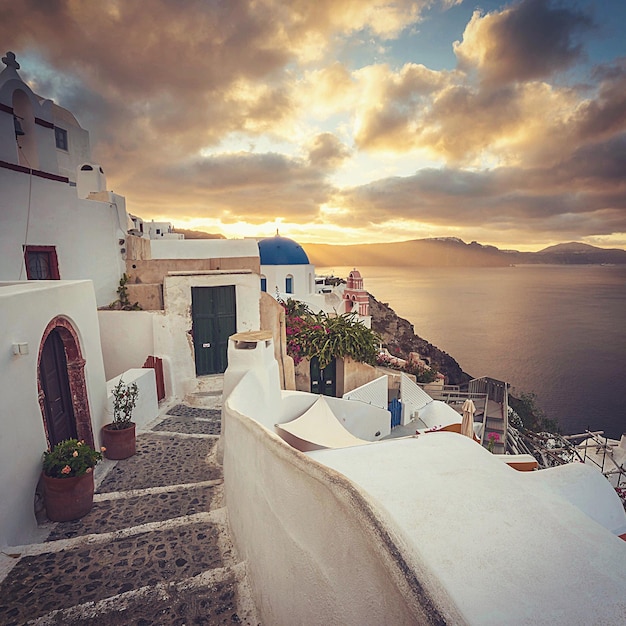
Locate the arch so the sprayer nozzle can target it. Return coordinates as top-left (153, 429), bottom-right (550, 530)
top-left (12, 88), bottom-right (39, 168)
top-left (37, 316), bottom-right (94, 448)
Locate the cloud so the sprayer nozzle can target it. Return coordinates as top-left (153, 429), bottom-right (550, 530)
top-left (334, 127), bottom-right (626, 238)
top-left (454, 0), bottom-right (594, 85)
top-left (127, 150), bottom-right (338, 224)
top-left (1, 0), bottom-right (624, 248)
top-left (307, 133), bottom-right (351, 169)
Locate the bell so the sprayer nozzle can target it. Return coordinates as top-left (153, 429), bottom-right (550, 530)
top-left (14, 116), bottom-right (25, 136)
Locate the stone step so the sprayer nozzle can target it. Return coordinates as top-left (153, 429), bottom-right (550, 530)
top-left (45, 481), bottom-right (223, 542)
top-left (0, 405), bottom-right (260, 625)
top-left (0, 512), bottom-right (251, 625)
top-left (97, 434), bottom-right (221, 494)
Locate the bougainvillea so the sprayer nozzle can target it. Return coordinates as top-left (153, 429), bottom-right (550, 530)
top-left (281, 298), bottom-right (380, 369)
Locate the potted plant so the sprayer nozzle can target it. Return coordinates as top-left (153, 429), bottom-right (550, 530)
top-left (42, 439), bottom-right (103, 521)
top-left (101, 378), bottom-right (139, 460)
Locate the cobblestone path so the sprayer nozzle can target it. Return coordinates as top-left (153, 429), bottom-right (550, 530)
top-left (0, 404), bottom-right (260, 625)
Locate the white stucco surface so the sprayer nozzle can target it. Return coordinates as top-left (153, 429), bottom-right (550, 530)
top-left (98, 310), bottom-right (157, 381)
top-left (308, 435), bottom-right (626, 624)
top-left (525, 461), bottom-right (626, 536)
top-left (105, 369), bottom-right (159, 430)
top-left (0, 169), bottom-right (127, 306)
top-left (275, 396), bottom-right (371, 450)
top-left (224, 382), bottom-right (462, 625)
top-left (0, 280), bottom-right (108, 547)
top-left (415, 399), bottom-right (462, 430)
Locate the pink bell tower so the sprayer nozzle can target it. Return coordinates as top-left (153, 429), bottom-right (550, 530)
top-left (343, 268), bottom-right (369, 316)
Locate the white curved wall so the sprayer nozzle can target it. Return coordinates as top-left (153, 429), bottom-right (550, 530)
top-left (223, 388), bottom-right (459, 625)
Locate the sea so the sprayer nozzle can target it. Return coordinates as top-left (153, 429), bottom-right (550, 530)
top-left (318, 264), bottom-right (626, 440)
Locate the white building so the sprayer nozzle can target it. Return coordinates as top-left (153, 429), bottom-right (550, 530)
top-left (147, 219), bottom-right (183, 240)
top-left (0, 280), bottom-right (109, 546)
top-left (258, 233), bottom-right (371, 326)
top-left (0, 51), bottom-right (128, 308)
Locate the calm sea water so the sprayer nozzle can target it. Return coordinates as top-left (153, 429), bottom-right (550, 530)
top-left (318, 265), bottom-right (626, 439)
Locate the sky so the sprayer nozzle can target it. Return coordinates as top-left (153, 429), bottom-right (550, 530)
top-left (2, 0), bottom-right (626, 251)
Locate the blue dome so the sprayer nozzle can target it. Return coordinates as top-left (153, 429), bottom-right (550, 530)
top-left (258, 235), bottom-right (310, 265)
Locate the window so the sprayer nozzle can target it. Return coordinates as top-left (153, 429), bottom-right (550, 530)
top-left (24, 246), bottom-right (60, 280)
top-left (55, 127), bottom-right (68, 151)
top-left (260, 276), bottom-right (267, 292)
top-left (285, 275), bottom-right (293, 294)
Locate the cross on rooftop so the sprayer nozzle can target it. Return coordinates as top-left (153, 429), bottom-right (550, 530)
top-left (2, 51), bottom-right (20, 70)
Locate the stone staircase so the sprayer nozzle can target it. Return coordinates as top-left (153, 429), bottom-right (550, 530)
top-left (0, 402), bottom-right (259, 625)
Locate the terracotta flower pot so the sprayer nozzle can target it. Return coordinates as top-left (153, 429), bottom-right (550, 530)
top-left (101, 422), bottom-right (136, 460)
top-left (43, 471), bottom-right (94, 522)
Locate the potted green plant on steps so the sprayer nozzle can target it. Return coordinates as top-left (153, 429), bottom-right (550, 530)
top-left (42, 439), bottom-right (103, 521)
top-left (101, 378), bottom-right (139, 460)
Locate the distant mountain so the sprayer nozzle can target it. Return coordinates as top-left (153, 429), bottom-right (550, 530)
top-left (304, 238), bottom-right (508, 267)
top-left (533, 242), bottom-right (626, 265)
top-left (303, 239), bottom-right (626, 267)
top-left (173, 228), bottom-right (225, 239)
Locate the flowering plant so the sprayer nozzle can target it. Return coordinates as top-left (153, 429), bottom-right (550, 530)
top-left (42, 439), bottom-right (103, 478)
top-left (110, 377), bottom-right (139, 430)
top-left (487, 431), bottom-right (500, 453)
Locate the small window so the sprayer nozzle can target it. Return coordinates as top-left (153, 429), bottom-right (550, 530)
top-left (24, 245), bottom-right (60, 280)
top-left (80, 164), bottom-right (93, 171)
top-left (285, 275), bottom-right (293, 294)
top-left (55, 127), bottom-right (68, 151)
top-left (260, 276), bottom-right (267, 292)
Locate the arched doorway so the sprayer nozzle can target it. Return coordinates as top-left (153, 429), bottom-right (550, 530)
top-left (38, 317), bottom-right (94, 448)
top-left (40, 329), bottom-right (77, 445)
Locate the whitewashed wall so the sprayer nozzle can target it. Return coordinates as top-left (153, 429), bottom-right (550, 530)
top-left (98, 310), bottom-right (157, 381)
top-left (0, 168), bottom-right (126, 307)
top-left (0, 280), bottom-right (108, 547)
top-left (223, 382), bottom-right (454, 625)
top-left (260, 263), bottom-right (314, 297)
top-left (104, 369), bottom-right (159, 431)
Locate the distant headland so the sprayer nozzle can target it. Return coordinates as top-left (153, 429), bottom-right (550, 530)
top-left (303, 239), bottom-right (626, 267)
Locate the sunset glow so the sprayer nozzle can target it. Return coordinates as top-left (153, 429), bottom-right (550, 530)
top-left (3, 0), bottom-right (626, 251)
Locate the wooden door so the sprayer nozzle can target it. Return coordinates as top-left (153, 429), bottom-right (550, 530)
top-left (192, 286), bottom-right (237, 375)
top-left (40, 329), bottom-right (77, 445)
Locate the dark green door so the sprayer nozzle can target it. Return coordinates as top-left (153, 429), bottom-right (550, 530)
top-left (192, 286), bottom-right (236, 375)
top-left (310, 357), bottom-right (336, 396)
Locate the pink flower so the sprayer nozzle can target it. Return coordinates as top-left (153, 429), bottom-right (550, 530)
top-left (61, 465), bottom-right (71, 475)
top-left (72, 450), bottom-right (79, 457)
top-left (100, 446), bottom-right (107, 452)
top-left (86, 467), bottom-right (93, 473)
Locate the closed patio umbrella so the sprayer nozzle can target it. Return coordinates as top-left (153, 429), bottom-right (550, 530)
top-left (461, 398), bottom-right (476, 439)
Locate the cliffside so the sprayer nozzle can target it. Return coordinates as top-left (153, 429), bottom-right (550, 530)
top-left (369, 293), bottom-right (470, 386)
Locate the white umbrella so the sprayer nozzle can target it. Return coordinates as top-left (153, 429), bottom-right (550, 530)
top-left (461, 398), bottom-right (476, 439)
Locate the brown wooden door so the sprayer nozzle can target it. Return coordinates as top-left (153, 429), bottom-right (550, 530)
top-left (40, 330), bottom-right (77, 445)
